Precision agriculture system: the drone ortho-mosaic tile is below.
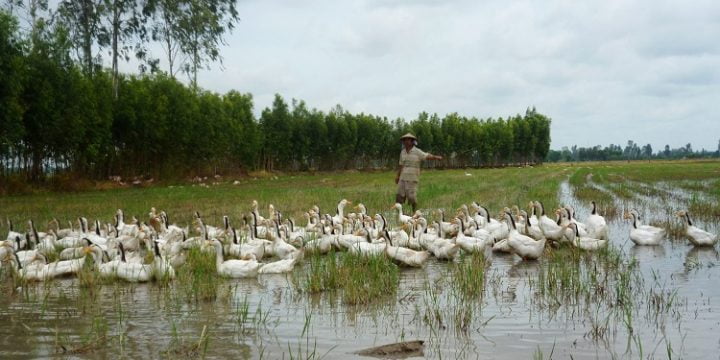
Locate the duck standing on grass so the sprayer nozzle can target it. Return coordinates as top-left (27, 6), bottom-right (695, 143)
top-left (395, 133), bottom-right (443, 213)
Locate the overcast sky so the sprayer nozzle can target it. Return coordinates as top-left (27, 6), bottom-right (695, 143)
top-left (127, 0), bottom-right (720, 151)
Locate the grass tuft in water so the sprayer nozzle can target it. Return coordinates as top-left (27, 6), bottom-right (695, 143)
top-left (177, 247), bottom-right (218, 302)
top-left (452, 252), bottom-right (488, 299)
top-left (339, 252), bottom-right (398, 305)
top-left (293, 250), bottom-right (399, 305)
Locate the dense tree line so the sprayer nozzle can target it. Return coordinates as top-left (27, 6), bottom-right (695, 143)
top-left (0, 9), bottom-right (552, 182)
top-left (547, 140), bottom-right (720, 162)
top-left (259, 100), bottom-right (550, 171)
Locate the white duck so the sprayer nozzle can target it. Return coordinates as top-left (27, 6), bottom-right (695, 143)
top-left (624, 211), bottom-right (665, 246)
top-left (354, 203), bottom-right (368, 218)
top-left (258, 249), bottom-right (303, 274)
top-left (677, 210), bottom-right (718, 246)
top-left (48, 218), bottom-right (78, 239)
top-left (385, 231), bottom-right (430, 267)
top-left (563, 205), bottom-right (589, 235)
top-left (58, 238), bottom-right (94, 260)
top-left (210, 239), bottom-right (262, 278)
top-left (437, 209), bottom-right (459, 237)
top-left (225, 227), bottom-right (244, 257)
top-left (35, 230), bottom-right (60, 254)
top-left (332, 199), bottom-right (352, 226)
top-left (305, 224), bottom-right (338, 254)
top-left (558, 208), bottom-right (588, 239)
top-left (285, 218), bottom-right (307, 247)
top-left (5, 219), bottom-right (23, 244)
top-left (391, 203), bottom-right (413, 225)
top-left (267, 221), bottom-right (299, 260)
top-left (251, 200), bottom-right (266, 223)
top-left (193, 212), bottom-right (226, 240)
top-left (158, 232), bottom-right (189, 268)
top-left (19, 250), bottom-right (88, 280)
top-left (56, 218), bottom-right (91, 248)
top-left (396, 220), bottom-right (424, 250)
top-left (151, 240), bottom-right (176, 280)
top-left (426, 222), bottom-right (460, 260)
top-left (469, 202), bottom-right (488, 228)
top-left (112, 242), bottom-right (154, 282)
top-left (335, 224), bottom-right (369, 250)
top-left (348, 231), bottom-right (388, 257)
top-left (585, 201), bottom-right (609, 240)
top-left (454, 219), bottom-right (492, 253)
top-left (520, 210), bottom-right (544, 241)
top-left (565, 223), bottom-right (607, 251)
top-left (28, 220), bottom-right (48, 244)
top-left (491, 237), bottom-right (513, 253)
top-left (11, 251), bottom-right (56, 281)
top-left (12, 239), bottom-right (45, 267)
top-left (527, 202), bottom-right (540, 227)
top-left (457, 204), bottom-right (473, 232)
top-left (388, 223), bottom-right (411, 247)
top-left (465, 218), bottom-right (498, 250)
top-left (478, 206), bottom-right (508, 241)
top-left (375, 214), bottom-right (405, 242)
top-left (535, 202), bottom-right (565, 242)
top-left (414, 218), bottom-right (439, 250)
top-left (250, 212), bottom-right (270, 239)
top-left (304, 211), bottom-right (321, 233)
top-left (239, 225), bottom-right (272, 260)
top-left (506, 212), bottom-right (546, 260)
top-left (115, 209), bottom-right (140, 237)
top-left (158, 211), bottom-right (187, 237)
top-left (95, 245), bottom-right (124, 278)
top-left (388, 223), bottom-right (417, 249)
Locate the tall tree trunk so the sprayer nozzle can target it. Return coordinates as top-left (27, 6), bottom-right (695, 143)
top-left (162, 10), bottom-right (176, 78)
top-left (111, 0), bottom-right (120, 98)
top-left (192, 48), bottom-right (198, 90)
top-left (31, 149), bottom-right (43, 181)
top-left (82, 1), bottom-right (94, 75)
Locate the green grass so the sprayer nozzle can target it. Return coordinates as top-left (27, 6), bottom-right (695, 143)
top-left (2, 159), bottom-right (717, 229)
top-left (294, 250), bottom-right (341, 294)
top-left (177, 247), bottom-right (218, 302)
top-left (0, 167), bottom-right (566, 232)
top-left (452, 252), bottom-right (488, 299)
top-left (293, 250), bottom-right (399, 305)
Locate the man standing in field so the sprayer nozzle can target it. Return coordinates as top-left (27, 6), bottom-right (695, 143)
top-left (395, 133), bottom-right (443, 213)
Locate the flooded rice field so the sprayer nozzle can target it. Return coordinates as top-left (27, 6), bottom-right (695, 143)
top-left (1, 175), bottom-right (719, 359)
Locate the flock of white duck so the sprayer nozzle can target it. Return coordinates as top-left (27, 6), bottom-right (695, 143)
top-left (0, 199), bottom-right (717, 283)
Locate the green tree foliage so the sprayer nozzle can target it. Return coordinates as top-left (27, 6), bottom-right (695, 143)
top-left (0, 11), bottom-right (25, 174)
top-left (177, 0), bottom-right (239, 89)
top-left (58, 0), bottom-right (105, 75)
top-left (0, 9), bottom-right (552, 181)
top-left (546, 141), bottom-right (719, 162)
top-left (143, 0), bottom-right (239, 88)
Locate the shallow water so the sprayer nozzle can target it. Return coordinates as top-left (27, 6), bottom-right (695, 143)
top-left (1, 179), bottom-right (719, 359)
